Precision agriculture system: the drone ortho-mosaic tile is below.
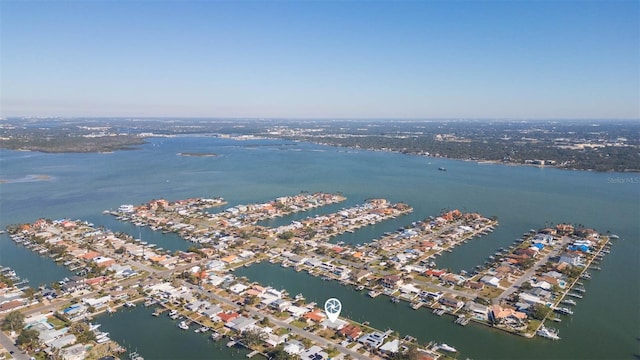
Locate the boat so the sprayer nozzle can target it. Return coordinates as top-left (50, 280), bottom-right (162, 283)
top-left (391, 297), bottom-right (400, 303)
top-left (368, 290), bottom-right (380, 298)
top-left (168, 310), bottom-right (178, 317)
top-left (567, 292), bottom-right (583, 299)
top-left (537, 326), bottom-right (560, 340)
top-left (124, 302), bottom-right (136, 308)
top-left (554, 307), bottom-right (573, 315)
top-left (294, 293), bottom-right (305, 301)
top-left (356, 285), bottom-right (365, 291)
top-left (437, 343), bottom-right (457, 352)
top-left (438, 167), bottom-right (447, 172)
top-left (561, 299), bottom-right (577, 306)
top-left (550, 317), bottom-right (562, 322)
top-left (129, 351), bottom-right (144, 360)
top-left (210, 331), bottom-right (222, 341)
top-left (196, 326), bottom-right (209, 333)
top-left (609, 234), bottom-right (619, 240)
top-left (178, 321), bottom-right (189, 330)
top-left (580, 272), bottom-right (592, 280)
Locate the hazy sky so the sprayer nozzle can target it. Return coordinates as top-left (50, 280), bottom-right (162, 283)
top-left (2, 1), bottom-right (638, 119)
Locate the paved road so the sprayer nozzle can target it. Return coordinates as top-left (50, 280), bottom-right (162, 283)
top-left (0, 330), bottom-right (30, 360)
top-left (496, 236), bottom-right (571, 303)
top-left (183, 282), bottom-right (370, 360)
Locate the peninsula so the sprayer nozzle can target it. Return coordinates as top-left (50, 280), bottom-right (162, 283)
top-left (2, 191), bottom-right (615, 360)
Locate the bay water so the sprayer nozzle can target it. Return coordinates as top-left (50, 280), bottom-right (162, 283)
top-left (0, 136), bottom-right (637, 359)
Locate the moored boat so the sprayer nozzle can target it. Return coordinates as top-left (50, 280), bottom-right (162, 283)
top-left (537, 326), bottom-right (560, 340)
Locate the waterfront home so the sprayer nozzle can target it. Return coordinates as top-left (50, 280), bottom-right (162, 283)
top-left (110, 290), bottom-right (130, 302)
top-left (559, 252), bottom-right (583, 267)
top-left (49, 334), bottom-right (77, 349)
top-left (358, 331), bottom-right (387, 349)
top-left (574, 228), bottom-right (599, 241)
top-left (299, 345), bottom-right (328, 360)
top-left (518, 292), bottom-right (544, 305)
top-left (218, 311), bottom-right (240, 324)
top-left (480, 275), bottom-right (500, 287)
top-left (338, 324), bottom-right (362, 341)
top-left (425, 269), bottom-right (446, 277)
top-left (202, 305), bottom-right (223, 320)
top-left (83, 295), bottom-right (111, 309)
top-left (226, 316), bottom-right (257, 333)
top-left (179, 252), bottom-right (200, 262)
top-left (380, 275), bottom-right (403, 289)
top-left (270, 299), bottom-right (292, 312)
top-left (439, 297), bottom-right (464, 310)
top-left (85, 276), bottom-right (108, 287)
top-left (303, 309), bottom-right (326, 323)
top-left (206, 260), bottom-right (226, 272)
top-left (185, 300), bottom-right (209, 312)
top-left (352, 270), bottom-right (371, 283)
top-left (58, 343), bottom-right (86, 360)
top-left (304, 258), bottom-right (323, 268)
top-left (321, 318), bottom-right (347, 330)
top-left (229, 283), bottom-right (249, 294)
top-left (221, 255), bottom-right (239, 264)
top-left (441, 273), bottom-right (466, 286)
top-left (399, 283), bottom-right (421, 295)
top-left (283, 339), bottom-right (305, 355)
top-left (61, 304), bottom-right (87, 320)
top-left (41, 288), bottom-right (58, 300)
top-left (489, 305), bottom-right (527, 326)
top-left (37, 327), bottom-right (69, 344)
top-left (532, 233), bottom-right (554, 245)
top-left (286, 305), bottom-right (309, 318)
top-left (380, 339), bottom-right (400, 354)
top-left (465, 301), bottom-right (489, 321)
top-left (61, 280), bottom-right (88, 294)
top-left (265, 331), bottom-right (289, 347)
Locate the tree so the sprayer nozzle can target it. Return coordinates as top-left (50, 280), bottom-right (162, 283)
top-left (260, 316), bottom-right (271, 327)
top-left (16, 328), bottom-right (40, 350)
top-left (240, 329), bottom-right (267, 347)
top-left (278, 231), bottom-right (294, 240)
top-left (268, 344), bottom-right (298, 360)
top-left (519, 282), bottom-right (532, 291)
top-left (389, 343), bottom-right (420, 360)
top-left (2, 310), bottom-right (25, 332)
top-left (531, 303), bottom-right (551, 320)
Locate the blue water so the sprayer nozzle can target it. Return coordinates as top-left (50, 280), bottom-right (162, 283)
top-left (0, 136), bottom-right (638, 359)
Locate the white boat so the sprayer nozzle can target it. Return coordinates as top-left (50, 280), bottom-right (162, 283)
top-left (554, 307), bottom-right (573, 315)
top-left (438, 343), bottom-right (458, 352)
top-left (168, 310), bottom-right (178, 317)
top-left (368, 290), bottom-right (380, 298)
top-left (196, 326), bottom-right (209, 333)
top-left (537, 326), bottom-right (560, 340)
top-left (178, 321), bottom-right (189, 330)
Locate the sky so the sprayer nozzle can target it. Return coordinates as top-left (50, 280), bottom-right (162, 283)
top-left (1, 1), bottom-right (638, 119)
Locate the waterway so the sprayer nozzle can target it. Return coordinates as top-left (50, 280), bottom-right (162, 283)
top-left (0, 136), bottom-right (638, 359)
top-left (97, 305), bottom-right (250, 359)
